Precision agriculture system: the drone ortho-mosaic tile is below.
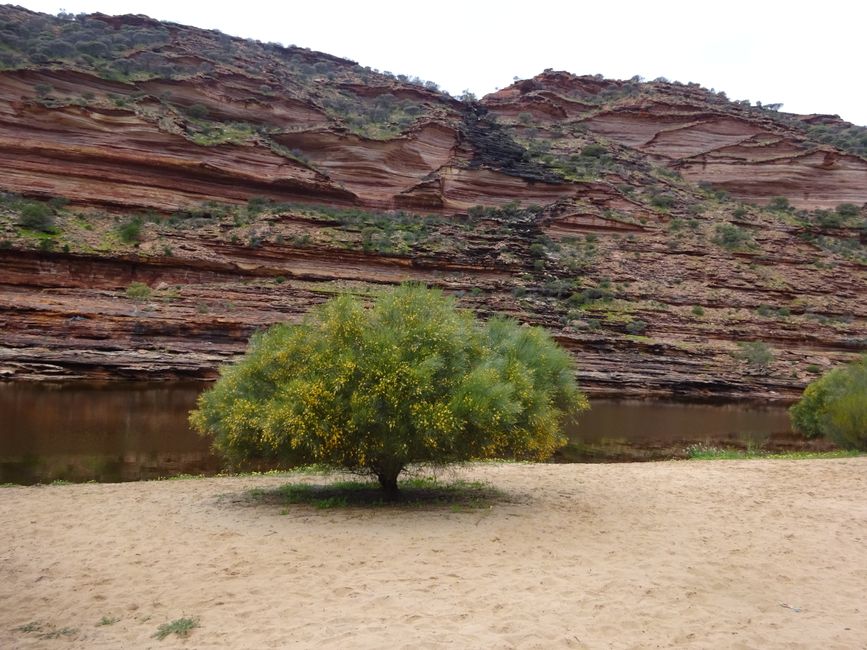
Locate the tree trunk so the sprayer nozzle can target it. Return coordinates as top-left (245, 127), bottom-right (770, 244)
top-left (377, 468), bottom-right (401, 500)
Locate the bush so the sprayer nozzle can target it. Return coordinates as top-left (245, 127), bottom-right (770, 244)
top-left (735, 341), bottom-right (773, 371)
top-left (650, 193), bottom-right (676, 210)
top-left (790, 355), bottom-right (867, 449)
top-left (190, 284), bottom-right (588, 495)
top-left (836, 203), bottom-right (859, 219)
top-left (125, 282), bottom-right (151, 300)
top-left (186, 103), bottom-right (209, 119)
top-left (117, 217), bottom-right (143, 244)
top-left (17, 202), bottom-right (55, 232)
top-left (768, 196), bottom-right (791, 212)
top-left (713, 223), bottom-right (753, 250)
top-left (625, 319), bottom-right (648, 335)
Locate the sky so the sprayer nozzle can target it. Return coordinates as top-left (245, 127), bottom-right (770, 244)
top-left (13, 0), bottom-right (867, 126)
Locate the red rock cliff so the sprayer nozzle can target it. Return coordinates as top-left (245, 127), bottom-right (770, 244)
top-left (0, 7), bottom-right (864, 401)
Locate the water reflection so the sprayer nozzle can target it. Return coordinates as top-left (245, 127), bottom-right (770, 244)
top-left (569, 399), bottom-right (791, 442)
top-left (559, 399), bottom-right (797, 462)
top-left (1, 381), bottom-right (215, 484)
top-left (1, 382), bottom-right (802, 484)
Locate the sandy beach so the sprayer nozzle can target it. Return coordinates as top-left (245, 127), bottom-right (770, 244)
top-left (1, 459), bottom-right (866, 649)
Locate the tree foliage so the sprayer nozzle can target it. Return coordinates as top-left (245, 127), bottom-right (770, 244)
top-left (790, 355), bottom-right (867, 450)
top-left (190, 284), bottom-right (588, 494)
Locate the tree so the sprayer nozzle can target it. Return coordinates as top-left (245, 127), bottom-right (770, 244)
top-left (790, 355), bottom-right (867, 450)
top-left (190, 284), bottom-right (588, 496)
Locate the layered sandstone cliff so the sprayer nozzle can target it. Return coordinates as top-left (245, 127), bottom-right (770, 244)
top-left (0, 6), bottom-right (864, 400)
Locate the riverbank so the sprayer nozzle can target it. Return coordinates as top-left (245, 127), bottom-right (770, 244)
top-left (2, 459), bottom-right (866, 648)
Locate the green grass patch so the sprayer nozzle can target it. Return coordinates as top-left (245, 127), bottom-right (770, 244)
top-left (125, 282), bottom-right (152, 300)
top-left (247, 475), bottom-right (504, 510)
top-left (189, 121), bottom-right (258, 146)
top-left (155, 464), bottom-right (335, 481)
top-left (153, 617), bottom-right (199, 640)
top-left (685, 444), bottom-right (862, 460)
top-left (13, 621), bottom-right (78, 639)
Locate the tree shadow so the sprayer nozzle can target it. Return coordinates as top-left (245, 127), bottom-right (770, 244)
top-left (246, 476), bottom-right (507, 511)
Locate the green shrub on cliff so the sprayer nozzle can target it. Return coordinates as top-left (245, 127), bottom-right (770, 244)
top-left (790, 355), bottom-right (867, 450)
top-left (117, 217), bottom-right (144, 244)
top-left (735, 341), bottom-right (773, 371)
top-left (125, 282), bottom-right (152, 300)
top-left (190, 284), bottom-right (588, 496)
top-left (17, 202), bottom-right (56, 233)
top-left (713, 223), bottom-right (754, 251)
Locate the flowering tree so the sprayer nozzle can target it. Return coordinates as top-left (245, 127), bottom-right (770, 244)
top-left (190, 284), bottom-right (588, 495)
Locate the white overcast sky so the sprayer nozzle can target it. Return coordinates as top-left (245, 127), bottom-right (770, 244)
top-left (13, 0), bottom-right (867, 126)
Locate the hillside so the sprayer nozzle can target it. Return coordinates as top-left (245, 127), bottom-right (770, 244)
top-left (0, 5), bottom-right (865, 400)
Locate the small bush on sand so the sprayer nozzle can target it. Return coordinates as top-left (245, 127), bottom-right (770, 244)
top-left (153, 617), bottom-right (198, 640)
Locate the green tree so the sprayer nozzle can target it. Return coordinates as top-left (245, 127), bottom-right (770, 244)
top-left (790, 355), bottom-right (867, 450)
top-left (190, 284), bottom-right (588, 496)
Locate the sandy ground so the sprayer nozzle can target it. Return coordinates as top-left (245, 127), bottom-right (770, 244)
top-left (1, 459), bottom-right (866, 649)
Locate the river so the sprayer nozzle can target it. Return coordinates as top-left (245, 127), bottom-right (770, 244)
top-left (1, 381), bottom-right (801, 484)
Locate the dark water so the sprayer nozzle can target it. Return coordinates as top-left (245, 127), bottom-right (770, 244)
top-left (1, 382), bottom-right (798, 484)
top-left (0, 382), bottom-right (215, 484)
top-left (559, 399), bottom-right (796, 462)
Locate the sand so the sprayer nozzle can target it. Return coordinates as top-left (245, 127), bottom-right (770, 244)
top-left (1, 459), bottom-right (866, 649)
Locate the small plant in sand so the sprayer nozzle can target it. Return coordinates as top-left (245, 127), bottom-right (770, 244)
top-left (153, 617), bottom-right (199, 640)
top-left (191, 283), bottom-right (588, 497)
top-left (790, 355), bottom-right (867, 450)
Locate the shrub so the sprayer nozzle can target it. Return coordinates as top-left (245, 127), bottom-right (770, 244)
top-left (768, 196), bottom-right (791, 212)
top-left (117, 217), bottom-right (143, 244)
top-left (735, 341), bottom-right (773, 371)
top-left (581, 144), bottom-right (607, 158)
top-left (650, 193), bottom-right (676, 210)
top-left (790, 355), bottom-right (867, 449)
top-left (186, 103), bottom-right (209, 119)
top-left (625, 319), bottom-right (648, 335)
top-left (836, 203), bottom-right (859, 219)
top-left (18, 202), bottom-right (55, 232)
top-left (190, 284), bottom-right (588, 495)
top-left (125, 282), bottom-right (151, 300)
top-left (692, 305), bottom-right (705, 317)
top-left (813, 209), bottom-right (843, 229)
top-left (568, 285), bottom-right (614, 307)
top-left (713, 223), bottom-right (752, 250)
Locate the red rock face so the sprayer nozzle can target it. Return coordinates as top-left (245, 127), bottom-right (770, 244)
top-left (483, 72), bottom-right (867, 210)
top-left (0, 7), bottom-right (864, 400)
